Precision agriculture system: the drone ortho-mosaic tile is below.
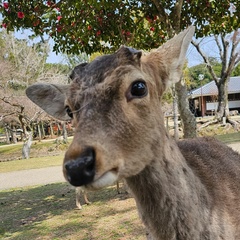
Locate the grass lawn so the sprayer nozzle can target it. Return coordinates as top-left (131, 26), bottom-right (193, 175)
top-left (1, 131), bottom-right (240, 174)
top-left (0, 155), bottom-right (64, 173)
top-left (215, 131), bottom-right (240, 143)
top-left (0, 139), bottom-right (69, 173)
top-left (0, 139), bottom-right (70, 162)
top-left (0, 183), bottom-right (145, 240)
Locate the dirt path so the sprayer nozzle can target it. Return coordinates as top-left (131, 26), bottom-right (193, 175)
top-left (1, 143), bottom-right (240, 191)
top-left (0, 166), bottom-right (65, 191)
top-left (228, 143), bottom-right (240, 154)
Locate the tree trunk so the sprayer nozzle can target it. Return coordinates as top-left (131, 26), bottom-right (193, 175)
top-left (11, 127), bottom-right (17, 143)
top-left (49, 121), bottom-right (54, 138)
top-left (57, 123), bottom-right (61, 136)
top-left (4, 126), bottom-right (10, 144)
top-left (175, 80), bottom-right (197, 139)
top-left (37, 122), bottom-right (42, 141)
top-left (216, 80), bottom-right (229, 120)
top-left (62, 122), bottom-right (68, 143)
top-left (41, 121), bottom-right (45, 139)
top-left (172, 86), bottom-right (179, 140)
top-left (22, 132), bottom-right (32, 159)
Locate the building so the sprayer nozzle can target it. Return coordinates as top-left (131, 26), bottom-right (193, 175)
top-left (189, 76), bottom-right (240, 117)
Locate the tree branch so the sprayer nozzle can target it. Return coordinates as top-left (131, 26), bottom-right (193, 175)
top-left (220, 34), bottom-right (228, 78)
top-left (0, 97), bottom-right (24, 112)
top-left (226, 52), bottom-right (238, 77)
top-left (214, 35), bottom-right (223, 61)
top-left (191, 40), bottom-right (219, 84)
top-left (225, 30), bottom-right (239, 77)
top-left (0, 112), bottom-right (15, 122)
top-left (29, 110), bottom-right (44, 122)
top-left (172, 0), bottom-right (184, 32)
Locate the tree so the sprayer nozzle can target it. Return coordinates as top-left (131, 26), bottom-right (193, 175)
top-left (0, 30), bottom-right (69, 158)
top-left (233, 63), bottom-right (240, 76)
top-left (1, 0), bottom-right (238, 137)
top-left (188, 59), bottom-right (223, 90)
top-left (63, 52), bottom-right (89, 70)
top-left (192, 30), bottom-right (240, 119)
top-left (0, 29), bottom-right (50, 87)
top-left (1, 1), bottom-right (238, 54)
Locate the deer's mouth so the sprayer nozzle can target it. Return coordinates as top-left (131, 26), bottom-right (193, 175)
top-left (84, 168), bottom-right (119, 190)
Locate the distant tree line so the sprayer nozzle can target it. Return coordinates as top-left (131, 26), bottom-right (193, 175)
top-left (188, 58), bottom-right (240, 90)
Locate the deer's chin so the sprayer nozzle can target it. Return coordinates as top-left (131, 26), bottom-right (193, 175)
top-left (84, 170), bottom-right (118, 190)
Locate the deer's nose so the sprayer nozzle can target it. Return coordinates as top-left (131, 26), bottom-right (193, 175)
top-left (64, 147), bottom-right (95, 186)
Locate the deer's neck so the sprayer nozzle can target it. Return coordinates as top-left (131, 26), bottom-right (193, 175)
top-left (126, 136), bottom-right (209, 240)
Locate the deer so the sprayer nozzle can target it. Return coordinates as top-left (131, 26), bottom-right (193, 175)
top-left (75, 187), bottom-right (91, 210)
top-left (26, 26), bottom-right (240, 239)
top-left (75, 181), bottom-right (123, 209)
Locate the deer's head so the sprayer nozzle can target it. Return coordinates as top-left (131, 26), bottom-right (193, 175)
top-left (26, 27), bottom-right (194, 190)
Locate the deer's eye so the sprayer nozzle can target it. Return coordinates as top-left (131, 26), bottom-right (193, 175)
top-left (131, 81), bottom-right (147, 97)
top-left (65, 106), bottom-right (73, 119)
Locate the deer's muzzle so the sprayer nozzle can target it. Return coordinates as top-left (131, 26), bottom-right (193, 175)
top-left (64, 147), bottom-right (95, 186)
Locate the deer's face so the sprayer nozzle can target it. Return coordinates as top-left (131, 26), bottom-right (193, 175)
top-left (26, 27), bottom-right (195, 190)
top-left (63, 48), bottom-right (165, 189)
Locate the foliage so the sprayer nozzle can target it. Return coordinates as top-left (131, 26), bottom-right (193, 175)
top-left (44, 62), bottom-right (70, 74)
top-left (0, 127), bottom-right (4, 134)
top-left (89, 52), bottom-right (103, 62)
top-left (232, 63), bottom-right (240, 76)
top-left (63, 52), bottom-right (89, 70)
top-left (0, 30), bottom-right (50, 87)
top-left (162, 90), bottom-right (173, 104)
top-left (188, 61), bottom-right (222, 90)
top-left (188, 52), bottom-right (240, 91)
top-left (0, 30), bottom-right (71, 145)
top-left (0, 1), bottom-right (238, 55)
top-left (0, 0), bottom-right (238, 135)
top-left (182, 62), bottom-right (192, 89)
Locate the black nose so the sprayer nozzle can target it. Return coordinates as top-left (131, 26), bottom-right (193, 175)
top-left (64, 147), bottom-right (95, 186)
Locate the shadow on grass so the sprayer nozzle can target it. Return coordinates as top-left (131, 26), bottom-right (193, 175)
top-left (0, 182), bottom-right (145, 239)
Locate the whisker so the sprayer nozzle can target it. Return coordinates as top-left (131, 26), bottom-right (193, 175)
top-left (71, 102), bottom-right (90, 114)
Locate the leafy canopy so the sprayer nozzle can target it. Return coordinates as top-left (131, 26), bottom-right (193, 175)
top-left (0, 0), bottom-right (239, 54)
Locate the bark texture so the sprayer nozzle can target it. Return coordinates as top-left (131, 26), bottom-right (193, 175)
top-left (176, 80), bottom-right (197, 138)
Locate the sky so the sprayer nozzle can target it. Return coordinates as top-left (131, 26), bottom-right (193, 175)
top-left (187, 37), bottom-right (221, 67)
top-left (14, 29), bottom-right (66, 64)
top-left (47, 48), bottom-right (66, 64)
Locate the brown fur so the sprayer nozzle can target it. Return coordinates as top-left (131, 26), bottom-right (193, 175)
top-left (26, 27), bottom-right (240, 239)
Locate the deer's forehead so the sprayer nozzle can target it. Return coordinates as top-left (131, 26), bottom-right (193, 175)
top-left (67, 65), bottom-right (145, 109)
top-left (70, 54), bottom-right (120, 87)
top-left (71, 63), bottom-right (144, 92)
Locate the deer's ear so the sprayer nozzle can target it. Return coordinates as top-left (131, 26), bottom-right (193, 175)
top-left (26, 83), bottom-right (71, 121)
top-left (148, 26), bottom-right (195, 89)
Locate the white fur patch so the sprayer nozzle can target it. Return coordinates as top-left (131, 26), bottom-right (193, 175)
top-left (88, 171), bottom-right (118, 190)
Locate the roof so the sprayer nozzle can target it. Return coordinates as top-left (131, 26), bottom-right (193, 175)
top-left (189, 76), bottom-right (240, 98)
